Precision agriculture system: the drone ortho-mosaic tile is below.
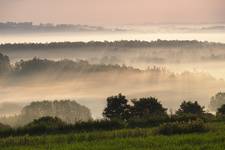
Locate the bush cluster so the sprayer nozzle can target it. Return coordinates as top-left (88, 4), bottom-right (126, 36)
top-left (0, 118), bottom-right (126, 137)
top-left (156, 120), bottom-right (208, 135)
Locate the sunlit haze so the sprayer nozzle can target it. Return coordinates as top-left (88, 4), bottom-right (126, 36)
top-left (1, 0), bottom-right (225, 129)
top-left (1, 0), bottom-right (225, 25)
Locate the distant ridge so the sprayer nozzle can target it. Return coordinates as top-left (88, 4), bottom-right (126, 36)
top-left (1, 40), bottom-right (225, 50)
top-left (0, 22), bottom-right (124, 33)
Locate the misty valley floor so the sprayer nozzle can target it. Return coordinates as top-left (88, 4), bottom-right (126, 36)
top-left (1, 122), bottom-right (225, 150)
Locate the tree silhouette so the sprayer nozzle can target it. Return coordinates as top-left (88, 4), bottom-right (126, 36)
top-left (209, 92), bottom-right (225, 111)
top-left (0, 53), bottom-right (11, 74)
top-left (20, 100), bottom-right (92, 125)
top-left (217, 104), bottom-right (225, 116)
top-left (103, 93), bottom-right (130, 121)
top-left (131, 97), bottom-right (167, 118)
top-left (176, 101), bottom-right (204, 115)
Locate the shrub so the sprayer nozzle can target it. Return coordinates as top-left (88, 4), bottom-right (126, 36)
top-left (127, 116), bottom-right (170, 128)
top-left (171, 113), bottom-right (216, 123)
top-left (0, 122), bottom-right (12, 136)
top-left (70, 119), bottom-right (126, 131)
top-left (156, 120), bottom-right (208, 135)
top-left (19, 116), bottom-right (67, 135)
top-left (0, 118), bottom-right (126, 137)
top-left (217, 104), bottom-right (225, 116)
top-left (170, 114), bottom-right (200, 122)
top-left (0, 122), bottom-right (11, 130)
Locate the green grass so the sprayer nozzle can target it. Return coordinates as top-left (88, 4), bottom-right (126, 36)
top-left (1, 122), bottom-right (225, 150)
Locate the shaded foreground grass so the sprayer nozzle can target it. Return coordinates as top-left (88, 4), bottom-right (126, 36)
top-left (1, 123), bottom-right (225, 150)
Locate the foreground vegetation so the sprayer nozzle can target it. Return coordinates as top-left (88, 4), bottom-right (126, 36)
top-left (0, 122), bottom-right (225, 150)
top-left (1, 93), bottom-right (225, 149)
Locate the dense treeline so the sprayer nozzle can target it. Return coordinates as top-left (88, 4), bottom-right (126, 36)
top-left (103, 94), bottom-right (213, 123)
top-left (13, 58), bottom-right (140, 75)
top-left (0, 53), bottom-right (141, 77)
top-left (1, 93), bottom-right (225, 137)
top-left (1, 40), bottom-right (225, 66)
top-left (1, 40), bottom-right (224, 50)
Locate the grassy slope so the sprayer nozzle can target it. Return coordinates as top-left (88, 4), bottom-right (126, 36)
top-left (1, 123), bottom-right (225, 150)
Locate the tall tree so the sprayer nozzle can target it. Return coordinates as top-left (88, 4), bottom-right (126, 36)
top-left (103, 93), bottom-right (130, 121)
top-left (131, 97), bottom-right (167, 118)
top-left (217, 104), bottom-right (225, 116)
top-left (176, 101), bottom-right (204, 115)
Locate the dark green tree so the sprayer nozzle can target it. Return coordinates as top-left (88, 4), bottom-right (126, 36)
top-left (25, 116), bottom-right (66, 129)
top-left (217, 104), bottom-right (225, 116)
top-left (103, 93), bottom-right (130, 121)
top-left (131, 97), bottom-right (167, 118)
top-left (176, 101), bottom-right (204, 115)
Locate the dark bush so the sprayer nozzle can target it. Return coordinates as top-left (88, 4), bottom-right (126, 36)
top-left (127, 116), bottom-right (170, 128)
top-left (25, 116), bottom-right (66, 128)
top-left (171, 113), bottom-right (216, 123)
top-left (21, 116), bottom-right (66, 135)
top-left (0, 122), bottom-right (11, 130)
top-left (156, 120), bottom-right (208, 135)
top-left (215, 105), bottom-right (225, 121)
top-left (217, 104), bottom-right (225, 116)
top-left (0, 123), bottom-right (12, 137)
top-left (0, 118), bottom-right (126, 137)
top-left (21, 118), bottom-right (126, 135)
top-left (201, 113), bottom-right (216, 122)
top-left (70, 119), bottom-right (126, 131)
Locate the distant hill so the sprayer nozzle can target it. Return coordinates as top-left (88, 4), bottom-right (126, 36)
top-left (0, 22), bottom-right (123, 33)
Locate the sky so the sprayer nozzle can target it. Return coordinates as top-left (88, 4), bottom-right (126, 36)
top-left (0, 0), bottom-right (225, 25)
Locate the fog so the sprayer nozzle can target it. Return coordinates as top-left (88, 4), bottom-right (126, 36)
top-left (1, 69), bottom-right (224, 118)
top-left (1, 0), bottom-right (225, 131)
top-left (1, 32), bottom-right (225, 44)
top-left (0, 24), bottom-right (225, 44)
top-left (1, 40), bottom-right (225, 118)
top-left (1, 40), bottom-right (225, 78)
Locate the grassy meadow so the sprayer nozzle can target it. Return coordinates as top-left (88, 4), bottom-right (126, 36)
top-left (1, 122), bottom-right (225, 150)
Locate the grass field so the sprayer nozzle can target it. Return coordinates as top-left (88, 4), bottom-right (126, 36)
top-left (1, 122), bottom-right (225, 150)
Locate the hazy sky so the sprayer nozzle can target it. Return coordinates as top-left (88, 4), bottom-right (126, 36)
top-left (1, 0), bottom-right (225, 25)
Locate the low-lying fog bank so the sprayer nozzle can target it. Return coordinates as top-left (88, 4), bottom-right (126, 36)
top-left (0, 49), bottom-right (225, 118)
top-left (1, 40), bottom-right (225, 79)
